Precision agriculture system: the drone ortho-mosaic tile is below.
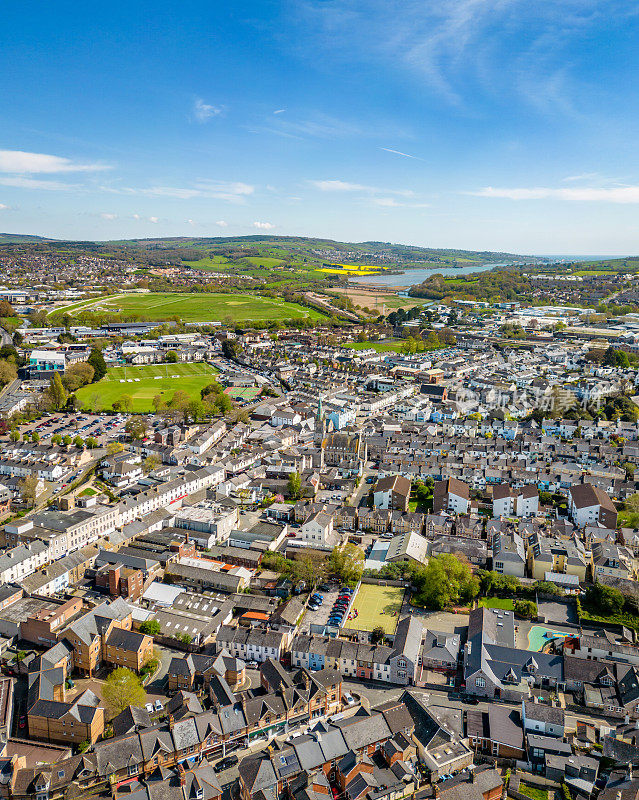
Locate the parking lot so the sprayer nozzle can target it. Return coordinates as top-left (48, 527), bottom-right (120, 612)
top-left (300, 585), bottom-right (353, 633)
top-left (11, 412), bottom-right (128, 447)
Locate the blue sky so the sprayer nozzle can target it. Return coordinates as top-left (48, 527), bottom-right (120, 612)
top-left (2, 0), bottom-right (639, 253)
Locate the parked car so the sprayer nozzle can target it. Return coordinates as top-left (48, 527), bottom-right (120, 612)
top-left (343, 693), bottom-right (355, 706)
top-left (246, 660), bottom-right (259, 668)
top-left (154, 699), bottom-right (163, 711)
top-left (214, 755), bottom-right (238, 773)
top-left (145, 702), bottom-right (154, 713)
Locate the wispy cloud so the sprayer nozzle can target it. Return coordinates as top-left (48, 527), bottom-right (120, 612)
top-left (253, 221), bottom-right (275, 229)
top-left (562, 172), bottom-right (605, 182)
top-left (113, 180), bottom-right (254, 203)
top-left (370, 197), bottom-right (430, 208)
top-left (149, 216), bottom-right (159, 223)
top-left (0, 204), bottom-right (7, 210)
top-left (0, 176), bottom-right (82, 191)
top-left (0, 149), bottom-right (109, 173)
top-left (193, 98), bottom-right (223, 122)
top-left (216, 220), bottom-right (228, 227)
top-left (273, 109), bottom-right (286, 114)
top-left (310, 179), bottom-right (414, 197)
top-left (470, 185), bottom-right (639, 203)
top-left (380, 147), bottom-right (422, 160)
top-left (100, 212), bottom-right (117, 220)
top-left (292, 0), bottom-right (633, 114)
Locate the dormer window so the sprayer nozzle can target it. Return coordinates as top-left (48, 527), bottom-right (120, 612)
top-left (195, 790), bottom-right (203, 800)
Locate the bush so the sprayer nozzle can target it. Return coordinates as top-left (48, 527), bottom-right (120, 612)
top-left (586, 582), bottom-right (624, 614)
top-left (139, 619), bottom-right (161, 636)
top-left (514, 599), bottom-right (538, 619)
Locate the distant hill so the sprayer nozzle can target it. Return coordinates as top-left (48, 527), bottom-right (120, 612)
top-left (0, 232), bottom-right (56, 243)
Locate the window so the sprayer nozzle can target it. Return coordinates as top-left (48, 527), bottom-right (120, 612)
top-left (475, 677), bottom-right (485, 688)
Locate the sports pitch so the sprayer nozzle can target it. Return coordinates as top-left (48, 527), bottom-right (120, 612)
top-left (53, 292), bottom-right (326, 323)
top-left (343, 583), bottom-right (405, 635)
top-left (75, 362), bottom-right (222, 412)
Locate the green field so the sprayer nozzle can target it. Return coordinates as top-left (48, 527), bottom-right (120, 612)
top-left (478, 597), bottom-right (515, 611)
top-left (75, 362), bottom-right (221, 412)
top-left (183, 256), bottom-right (232, 270)
top-left (342, 340), bottom-right (406, 352)
top-left (53, 292), bottom-right (326, 323)
top-left (344, 584), bottom-right (405, 634)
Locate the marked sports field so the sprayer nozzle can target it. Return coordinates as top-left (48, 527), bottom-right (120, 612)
top-left (51, 292), bottom-right (326, 323)
top-left (75, 362), bottom-right (221, 412)
top-left (343, 583), bottom-right (405, 635)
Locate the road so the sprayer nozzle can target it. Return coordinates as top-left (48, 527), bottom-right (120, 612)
top-left (351, 462), bottom-right (375, 508)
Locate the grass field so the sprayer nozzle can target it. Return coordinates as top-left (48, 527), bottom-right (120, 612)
top-left (344, 584), bottom-right (405, 635)
top-left (342, 340), bottom-right (406, 352)
top-left (75, 362), bottom-right (220, 412)
top-left (53, 292), bottom-right (326, 323)
top-left (478, 597), bottom-right (515, 611)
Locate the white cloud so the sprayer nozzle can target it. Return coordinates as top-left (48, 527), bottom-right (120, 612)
top-left (132, 214), bottom-right (141, 220)
top-left (149, 216), bottom-right (159, 224)
top-left (253, 221), bottom-right (275, 229)
top-left (216, 220), bottom-right (228, 227)
top-left (100, 212), bottom-right (117, 220)
top-left (562, 172), bottom-right (603, 183)
top-left (123, 181), bottom-right (254, 203)
top-left (470, 185), bottom-right (639, 203)
top-left (193, 98), bottom-right (223, 122)
top-left (273, 109), bottom-right (286, 114)
top-left (0, 176), bottom-right (81, 191)
top-left (0, 204), bottom-right (7, 210)
top-left (380, 147), bottom-right (422, 160)
top-left (370, 196), bottom-right (430, 208)
top-left (310, 179), bottom-right (414, 197)
top-left (0, 149), bottom-right (108, 173)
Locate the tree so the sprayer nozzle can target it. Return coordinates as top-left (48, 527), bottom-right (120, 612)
top-left (9, 428), bottom-right (19, 442)
top-left (49, 373), bottom-right (68, 411)
top-left (143, 454), bottom-right (161, 474)
top-left (514, 599), bottom-right (537, 619)
top-left (413, 554), bottom-right (479, 610)
top-left (586, 582), bottom-right (624, 614)
top-left (106, 441), bottom-right (124, 455)
top-left (19, 475), bottom-right (39, 507)
top-left (287, 471), bottom-right (302, 500)
top-left (103, 667), bottom-right (146, 714)
top-left (200, 381), bottom-right (223, 399)
top-left (626, 493), bottom-right (639, 513)
top-left (125, 416), bottom-right (146, 440)
top-left (371, 626), bottom-right (385, 644)
top-left (87, 347), bottom-right (107, 381)
top-left (85, 436), bottom-right (98, 449)
top-left (222, 339), bottom-right (242, 360)
top-left (164, 350), bottom-right (178, 363)
top-left (329, 543), bottom-right (365, 585)
top-left (0, 299), bottom-right (16, 317)
top-left (139, 619), bottom-right (161, 636)
top-left (185, 399), bottom-right (204, 422)
top-left (214, 392), bottom-right (233, 415)
top-left (74, 435), bottom-right (84, 449)
top-left (51, 433), bottom-right (62, 445)
top-left (63, 362), bottom-right (94, 392)
top-left (0, 359), bottom-right (17, 387)
top-left (120, 394), bottom-right (133, 413)
top-left (62, 435), bottom-right (72, 446)
top-left (31, 430), bottom-right (40, 443)
top-left (152, 394), bottom-right (165, 413)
